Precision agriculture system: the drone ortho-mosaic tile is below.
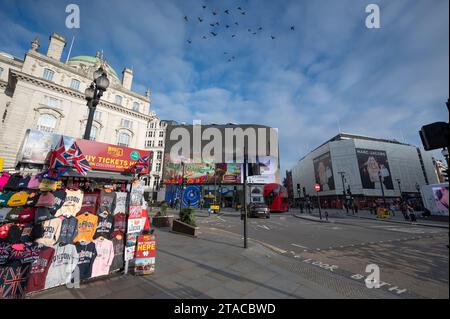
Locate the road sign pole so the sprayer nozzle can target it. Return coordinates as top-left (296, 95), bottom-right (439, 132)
top-left (243, 146), bottom-right (248, 249)
top-left (315, 183), bottom-right (322, 220)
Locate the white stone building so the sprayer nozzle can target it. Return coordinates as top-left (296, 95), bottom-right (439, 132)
top-left (0, 32), bottom-right (154, 169)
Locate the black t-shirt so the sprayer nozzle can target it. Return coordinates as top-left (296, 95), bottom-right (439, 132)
top-left (2, 174), bottom-right (23, 191)
top-left (94, 212), bottom-right (114, 239)
top-left (75, 242), bottom-right (97, 280)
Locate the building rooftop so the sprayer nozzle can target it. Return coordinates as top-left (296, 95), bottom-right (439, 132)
top-left (67, 55), bottom-right (119, 80)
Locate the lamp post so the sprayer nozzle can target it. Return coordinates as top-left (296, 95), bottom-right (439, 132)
top-left (179, 162), bottom-right (185, 215)
top-left (83, 66), bottom-right (109, 140)
top-left (338, 171), bottom-right (346, 211)
top-left (378, 170), bottom-right (386, 208)
top-left (396, 178), bottom-right (402, 200)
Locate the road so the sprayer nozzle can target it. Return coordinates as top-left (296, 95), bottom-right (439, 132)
top-left (195, 208), bottom-right (449, 299)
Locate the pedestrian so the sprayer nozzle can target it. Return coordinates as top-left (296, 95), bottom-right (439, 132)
top-left (408, 204), bottom-right (416, 223)
top-left (353, 200), bottom-right (359, 214)
top-left (200, 198), bottom-right (205, 210)
top-left (389, 203), bottom-right (396, 217)
top-left (400, 201), bottom-right (409, 221)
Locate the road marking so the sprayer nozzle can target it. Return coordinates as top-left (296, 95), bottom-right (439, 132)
top-left (291, 243), bottom-right (309, 249)
top-left (257, 225), bottom-right (270, 230)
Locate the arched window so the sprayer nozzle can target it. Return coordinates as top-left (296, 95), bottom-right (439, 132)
top-left (115, 95), bottom-right (123, 105)
top-left (37, 114), bottom-right (57, 133)
top-left (118, 132), bottom-right (130, 147)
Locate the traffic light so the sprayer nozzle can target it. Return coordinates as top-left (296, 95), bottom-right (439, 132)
top-left (297, 184), bottom-right (301, 193)
top-left (302, 187), bottom-right (306, 197)
top-left (419, 122), bottom-right (450, 151)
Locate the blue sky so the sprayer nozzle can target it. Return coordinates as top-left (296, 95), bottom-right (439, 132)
top-left (0, 0), bottom-right (448, 176)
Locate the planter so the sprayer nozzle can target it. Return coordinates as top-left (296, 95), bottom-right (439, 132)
top-left (152, 215), bottom-right (174, 228)
top-left (172, 219), bottom-right (199, 237)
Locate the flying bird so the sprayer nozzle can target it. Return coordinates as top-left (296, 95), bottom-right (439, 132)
top-left (216, 22), bottom-right (220, 26)
top-left (271, 35), bottom-right (276, 39)
top-left (231, 34), bottom-right (236, 37)
top-left (228, 59), bottom-right (232, 62)
top-left (210, 32), bottom-right (217, 36)
top-left (202, 5), bottom-right (206, 9)
top-left (187, 40), bottom-right (192, 44)
top-left (212, 11), bottom-right (217, 15)
top-left (237, 6), bottom-right (242, 10)
top-left (202, 35), bottom-right (207, 39)
top-left (224, 52), bottom-right (228, 54)
top-left (252, 32), bottom-right (257, 35)
top-left (210, 23), bottom-right (215, 27)
top-left (226, 25), bottom-right (230, 28)
top-left (235, 22), bottom-right (239, 26)
top-left (224, 10), bottom-right (230, 14)
top-left (198, 17), bottom-right (203, 22)
top-left (258, 27), bottom-right (262, 30)
top-left (241, 11), bottom-right (246, 15)
top-left (184, 16), bottom-right (188, 22)
top-left (248, 28), bottom-right (251, 32)
top-left (290, 26), bottom-right (295, 30)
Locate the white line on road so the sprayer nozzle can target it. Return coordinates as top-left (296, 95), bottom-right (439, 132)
top-left (291, 243), bottom-right (309, 249)
top-left (257, 224), bottom-right (270, 230)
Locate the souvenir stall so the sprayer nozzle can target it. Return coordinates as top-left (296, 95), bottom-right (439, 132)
top-left (0, 135), bottom-right (152, 299)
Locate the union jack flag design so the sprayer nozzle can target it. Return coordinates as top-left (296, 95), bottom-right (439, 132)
top-left (133, 154), bottom-right (150, 174)
top-left (65, 142), bottom-right (92, 176)
top-left (0, 264), bottom-right (31, 299)
top-left (49, 136), bottom-right (68, 169)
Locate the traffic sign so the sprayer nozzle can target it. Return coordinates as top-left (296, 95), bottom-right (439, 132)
top-left (315, 184), bottom-right (321, 192)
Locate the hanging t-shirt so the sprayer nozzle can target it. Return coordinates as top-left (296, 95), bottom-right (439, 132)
top-left (56, 217), bottom-right (78, 245)
top-left (55, 189), bottom-right (84, 217)
top-left (49, 190), bottom-right (67, 215)
top-left (0, 208), bottom-right (11, 222)
top-left (75, 242), bottom-right (97, 280)
top-left (73, 213), bottom-right (98, 243)
top-left (34, 207), bottom-right (53, 224)
top-left (44, 243), bottom-right (79, 289)
top-left (8, 242), bottom-right (39, 265)
top-left (0, 242), bottom-right (11, 265)
top-left (25, 246), bottom-right (55, 293)
top-left (93, 212), bottom-right (113, 240)
top-left (113, 213), bottom-right (127, 233)
top-left (109, 232), bottom-right (125, 272)
top-left (91, 238), bottom-right (114, 278)
top-left (112, 192), bottom-right (127, 215)
top-left (99, 190), bottom-right (115, 211)
top-left (36, 218), bottom-right (62, 247)
top-left (80, 192), bottom-right (99, 215)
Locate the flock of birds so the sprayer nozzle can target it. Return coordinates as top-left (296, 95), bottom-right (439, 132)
top-left (184, 5), bottom-right (295, 62)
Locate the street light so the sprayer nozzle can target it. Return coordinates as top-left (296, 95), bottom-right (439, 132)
top-left (378, 170), bottom-right (387, 208)
top-left (396, 178), bottom-right (403, 200)
top-left (179, 162), bottom-right (185, 215)
top-left (338, 171), bottom-right (347, 212)
top-left (83, 66), bottom-right (109, 140)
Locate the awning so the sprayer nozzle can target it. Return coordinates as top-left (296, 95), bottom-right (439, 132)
top-left (61, 170), bottom-right (134, 181)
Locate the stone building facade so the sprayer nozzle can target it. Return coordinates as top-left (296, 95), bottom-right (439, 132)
top-left (0, 32), bottom-right (154, 169)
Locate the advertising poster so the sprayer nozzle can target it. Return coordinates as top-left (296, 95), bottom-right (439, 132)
top-left (127, 206), bottom-right (146, 234)
top-left (134, 234), bottom-right (157, 276)
top-left (18, 129), bottom-right (151, 173)
top-left (432, 185), bottom-right (449, 215)
top-left (356, 148), bottom-right (394, 190)
top-left (313, 152), bottom-right (335, 191)
top-left (246, 156), bottom-right (281, 185)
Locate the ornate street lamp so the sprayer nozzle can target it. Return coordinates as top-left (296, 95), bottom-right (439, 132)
top-left (83, 66), bottom-right (109, 140)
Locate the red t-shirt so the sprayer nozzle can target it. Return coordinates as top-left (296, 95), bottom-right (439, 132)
top-left (25, 246), bottom-right (55, 294)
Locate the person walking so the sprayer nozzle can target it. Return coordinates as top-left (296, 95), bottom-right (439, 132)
top-left (400, 201), bottom-right (409, 221)
top-left (408, 204), bottom-right (417, 223)
top-left (353, 199), bottom-right (359, 214)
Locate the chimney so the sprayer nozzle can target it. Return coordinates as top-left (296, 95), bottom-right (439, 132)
top-left (122, 67), bottom-right (133, 90)
top-left (47, 33), bottom-right (66, 61)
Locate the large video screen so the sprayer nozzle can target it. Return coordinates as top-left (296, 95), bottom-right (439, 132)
top-left (356, 148), bottom-right (394, 190)
top-left (313, 152), bottom-right (335, 191)
top-left (432, 186), bottom-right (449, 216)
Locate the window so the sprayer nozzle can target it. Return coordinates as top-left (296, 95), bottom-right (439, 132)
top-left (157, 151), bottom-right (162, 160)
top-left (121, 118), bottom-right (133, 129)
top-left (145, 140), bottom-right (152, 148)
top-left (156, 162), bottom-right (161, 172)
top-left (37, 114), bottom-right (57, 133)
top-left (149, 123), bottom-right (154, 128)
top-left (118, 132), bottom-right (130, 147)
top-left (70, 79), bottom-right (80, 90)
top-left (159, 131), bottom-right (164, 137)
top-left (84, 109), bottom-right (102, 121)
top-left (148, 131), bottom-right (154, 137)
top-left (44, 96), bottom-right (61, 108)
top-left (0, 67), bottom-right (3, 78)
top-left (43, 68), bottom-right (54, 81)
top-left (115, 95), bottom-right (123, 105)
top-left (81, 123), bottom-right (97, 140)
top-left (158, 140), bottom-right (163, 147)
top-left (132, 102), bottom-right (140, 112)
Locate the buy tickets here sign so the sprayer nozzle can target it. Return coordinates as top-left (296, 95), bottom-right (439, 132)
top-left (76, 139), bottom-right (151, 173)
top-left (135, 234), bottom-right (156, 259)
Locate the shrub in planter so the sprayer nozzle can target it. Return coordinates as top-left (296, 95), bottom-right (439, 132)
top-left (179, 207), bottom-right (196, 227)
top-left (158, 203), bottom-right (168, 217)
top-left (152, 203), bottom-right (173, 227)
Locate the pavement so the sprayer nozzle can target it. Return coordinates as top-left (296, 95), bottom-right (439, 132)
top-left (30, 208), bottom-right (448, 299)
top-left (30, 219), bottom-right (400, 299)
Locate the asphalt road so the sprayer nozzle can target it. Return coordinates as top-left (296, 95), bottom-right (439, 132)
top-left (195, 209), bottom-right (449, 299)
